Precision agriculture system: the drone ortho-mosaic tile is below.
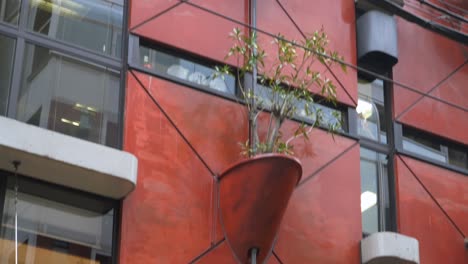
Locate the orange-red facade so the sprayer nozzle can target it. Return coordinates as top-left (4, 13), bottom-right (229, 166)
top-left (120, 1), bottom-right (468, 263)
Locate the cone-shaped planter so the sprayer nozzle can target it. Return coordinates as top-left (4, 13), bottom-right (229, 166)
top-left (218, 154), bottom-right (302, 264)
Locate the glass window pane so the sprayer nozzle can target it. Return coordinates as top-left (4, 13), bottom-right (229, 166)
top-left (0, 0), bottom-right (21, 25)
top-left (254, 83), bottom-right (274, 109)
top-left (27, 0), bottom-right (123, 57)
top-left (1, 176), bottom-right (114, 264)
top-left (381, 161), bottom-right (391, 230)
top-left (402, 137), bottom-right (447, 163)
top-left (295, 99), bottom-right (345, 132)
top-left (0, 34), bottom-right (15, 116)
top-left (15, 43), bottom-right (120, 148)
top-left (357, 79), bottom-right (386, 143)
top-left (254, 83), bottom-right (346, 131)
top-left (448, 148), bottom-right (468, 169)
top-left (402, 126), bottom-right (468, 170)
top-left (139, 44), bottom-right (236, 95)
top-left (360, 148), bottom-right (389, 235)
top-left (361, 149), bottom-right (379, 234)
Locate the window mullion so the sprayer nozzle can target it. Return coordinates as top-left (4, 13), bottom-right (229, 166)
top-left (377, 158), bottom-right (387, 231)
top-left (384, 72), bottom-right (395, 151)
top-left (387, 153), bottom-right (398, 232)
top-left (6, 36), bottom-right (25, 118)
top-left (18, 0), bottom-right (30, 31)
top-left (383, 72), bottom-right (398, 232)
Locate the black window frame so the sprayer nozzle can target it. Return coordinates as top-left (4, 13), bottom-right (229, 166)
top-left (356, 78), bottom-right (388, 144)
top-left (394, 123), bottom-right (468, 175)
top-left (360, 147), bottom-right (391, 236)
top-left (128, 34), bottom-right (241, 102)
top-left (0, 0), bottom-right (129, 150)
top-left (352, 71), bottom-right (398, 236)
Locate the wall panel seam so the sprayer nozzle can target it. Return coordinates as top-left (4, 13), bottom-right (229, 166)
top-left (395, 59), bottom-right (468, 120)
top-left (130, 1), bottom-right (185, 32)
top-left (275, 0), bottom-right (358, 106)
top-left (129, 70), bottom-right (216, 176)
top-left (397, 155), bottom-right (466, 238)
top-left (298, 142), bottom-right (359, 188)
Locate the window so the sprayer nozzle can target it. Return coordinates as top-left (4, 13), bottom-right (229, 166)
top-left (15, 43), bottom-right (120, 148)
top-left (356, 79), bottom-right (387, 143)
top-left (0, 173), bottom-right (117, 264)
top-left (0, 0), bottom-right (20, 25)
top-left (356, 76), bottom-right (395, 235)
top-left (401, 126), bottom-right (468, 171)
top-left (254, 83), bottom-right (347, 131)
top-left (136, 41), bottom-right (236, 95)
top-left (360, 148), bottom-right (390, 235)
top-left (130, 35), bottom-right (347, 131)
top-left (0, 0), bottom-right (125, 147)
top-left (0, 34), bottom-right (15, 116)
top-left (27, 0), bottom-right (123, 57)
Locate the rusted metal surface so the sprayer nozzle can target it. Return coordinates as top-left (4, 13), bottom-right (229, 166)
top-left (219, 154), bottom-right (302, 264)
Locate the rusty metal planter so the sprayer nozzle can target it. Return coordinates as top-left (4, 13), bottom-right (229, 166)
top-left (218, 154), bottom-right (302, 264)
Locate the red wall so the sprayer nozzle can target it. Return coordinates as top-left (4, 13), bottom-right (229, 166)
top-left (395, 156), bottom-right (468, 264)
top-left (121, 0), bottom-right (467, 263)
top-left (393, 17), bottom-right (468, 144)
top-left (392, 14), bottom-right (468, 264)
top-left (121, 69), bottom-right (361, 263)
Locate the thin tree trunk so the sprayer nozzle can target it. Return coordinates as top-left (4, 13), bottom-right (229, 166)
top-left (266, 115), bottom-right (281, 152)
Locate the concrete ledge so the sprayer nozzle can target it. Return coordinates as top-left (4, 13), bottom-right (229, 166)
top-left (0, 116), bottom-right (137, 199)
top-left (361, 232), bottom-right (420, 264)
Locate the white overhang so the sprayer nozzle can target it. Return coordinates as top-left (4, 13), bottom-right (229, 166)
top-left (361, 232), bottom-right (420, 264)
top-left (0, 116), bottom-right (137, 199)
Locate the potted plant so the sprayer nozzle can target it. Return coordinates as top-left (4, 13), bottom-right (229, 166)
top-left (216, 28), bottom-right (346, 264)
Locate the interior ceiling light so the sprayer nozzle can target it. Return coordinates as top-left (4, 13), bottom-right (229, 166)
top-left (61, 118), bottom-right (80, 127)
top-left (356, 99), bottom-right (374, 120)
top-left (61, 118), bottom-right (72, 124)
top-left (361, 191), bottom-right (377, 213)
top-left (75, 103), bottom-right (97, 112)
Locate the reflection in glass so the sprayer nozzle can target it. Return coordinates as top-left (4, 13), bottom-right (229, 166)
top-left (28, 0), bottom-right (123, 57)
top-left (402, 126), bottom-right (468, 170)
top-left (139, 45), bottom-right (236, 95)
top-left (295, 99), bottom-right (344, 131)
top-left (402, 138), bottom-right (447, 163)
top-left (448, 148), bottom-right (468, 170)
top-left (360, 148), bottom-right (388, 235)
top-left (253, 84), bottom-right (274, 109)
top-left (357, 79), bottom-right (386, 143)
top-left (16, 44), bottom-right (120, 147)
top-left (0, 0), bottom-right (21, 24)
top-left (254, 84), bottom-right (345, 131)
top-left (0, 34), bottom-right (15, 116)
top-left (0, 177), bottom-right (114, 264)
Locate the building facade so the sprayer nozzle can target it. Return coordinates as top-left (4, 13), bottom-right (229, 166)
top-left (0, 0), bottom-right (467, 263)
